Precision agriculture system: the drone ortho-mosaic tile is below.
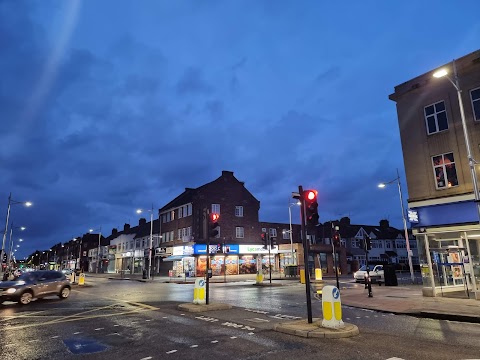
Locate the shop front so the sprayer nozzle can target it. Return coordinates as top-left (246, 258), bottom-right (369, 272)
top-left (410, 202), bottom-right (480, 300)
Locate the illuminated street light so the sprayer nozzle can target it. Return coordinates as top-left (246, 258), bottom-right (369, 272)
top-left (136, 205), bottom-right (155, 279)
top-left (1, 193), bottom-right (32, 272)
top-left (378, 168), bottom-right (415, 283)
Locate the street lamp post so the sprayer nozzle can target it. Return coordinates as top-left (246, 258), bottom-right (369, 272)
top-left (287, 202), bottom-right (301, 265)
top-left (378, 168), bottom-right (415, 283)
top-left (89, 227), bottom-right (102, 273)
top-left (136, 205), bottom-right (154, 279)
top-left (7, 224), bottom-right (25, 270)
top-left (1, 193), bottom-right (32, 272)
top-left (433, 61), bottom-right (480, 221)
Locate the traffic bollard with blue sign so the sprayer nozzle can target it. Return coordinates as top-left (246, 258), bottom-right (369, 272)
top-left (193, 278), bottom-right (206, 305)
top-left (321, 285), bottom-right (344, 329)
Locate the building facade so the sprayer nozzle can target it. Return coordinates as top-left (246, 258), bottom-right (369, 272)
top-left (390, 49), bottom-right (480, 300)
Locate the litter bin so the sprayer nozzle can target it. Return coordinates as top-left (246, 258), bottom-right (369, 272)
top-left (142, 269), bottom-right (147, 279)
top-left (384, 264), bottom-right (398, 286)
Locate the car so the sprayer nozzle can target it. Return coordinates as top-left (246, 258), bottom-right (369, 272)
top-left (353, 265), bottom-right (384, 283)
top-left (61, 269), bottom-right (74, 276)
top-left (0, 270), bottom-right (71, 305)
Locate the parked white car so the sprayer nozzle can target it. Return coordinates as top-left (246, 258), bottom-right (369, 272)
top-left (354, 265), bottom-right (384, 283)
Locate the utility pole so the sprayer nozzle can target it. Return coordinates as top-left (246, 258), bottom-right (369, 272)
top-left (299, 185), bottom-right (313, 324)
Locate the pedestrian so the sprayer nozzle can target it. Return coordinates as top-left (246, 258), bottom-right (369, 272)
top-left (2, 271), bottom-right (9, 281)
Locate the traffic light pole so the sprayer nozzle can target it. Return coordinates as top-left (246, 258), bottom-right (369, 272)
top-left (331, 224), bottom-right (340, 290)
top-left (364, 236), bottom-right (373, 298)
top-left (299, 185), bottom-right (313, 324)
top-left (268, 234), bottom-right (272, 284)
top-left (206, 237), bottom-right (210, 305)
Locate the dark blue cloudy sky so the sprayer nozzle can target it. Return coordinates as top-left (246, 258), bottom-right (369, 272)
top-left (1, 0), bottom-right (479, 259)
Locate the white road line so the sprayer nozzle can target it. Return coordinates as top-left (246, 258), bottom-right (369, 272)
top-left (180, 314), bottom-right (185, 316)
top-left (145, 320), bottom-right (151, 322)
top-left (28, 339), bottom-right (39, 343)
top-left (211, 340), bottom-right (219, 343)
top-left (346, 318), bottom-right (351, 320)
top-left (386, 358), bottom-right (405, 360)
top-left (163, 316), bottom-right (168, 318)
top-left (166, 350), bottom-right (177, 354)
top-left (230, 336), bottom-right (237, 339)
top-left (51, 336), bottom-right (59, 339)
top-left (131, 321), bottom-right (137, 324)
top-left (248, 332), bottom-right (255, 335)
top-left (73, 331), bottom-right (81, 334)
top-left (114, 324), bottom-right (120, 327)
top-left (95, 328), bottom-right (104, 331)
top-left (190, 345), bottom-right (198, 348)
top-left (356, 316), bottom-right (361, 319)
top-left (140, 357), bottom-right (153, 360)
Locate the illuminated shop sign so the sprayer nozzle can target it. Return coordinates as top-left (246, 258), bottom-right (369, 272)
top-left (173, 245), bottom-right (194, 256)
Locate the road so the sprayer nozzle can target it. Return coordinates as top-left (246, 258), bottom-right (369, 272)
top-left (1, 277), bottom-right (479, 360)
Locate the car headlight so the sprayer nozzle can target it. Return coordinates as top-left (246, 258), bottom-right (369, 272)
top-left (353, 272), bottom-right (357, 277)
top-left (6, 288), bottom-right (17, 294)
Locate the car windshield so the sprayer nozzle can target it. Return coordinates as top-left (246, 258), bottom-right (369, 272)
top-left (16, 272), bottom-right (39, 283)
top-left (359, 266), bottom-right (370, 271)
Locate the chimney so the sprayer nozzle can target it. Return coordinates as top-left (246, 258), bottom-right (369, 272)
top-left (379, 219), bottom-right (390, 228)
top-left (124, 223), bottom-right (131, 232)
top-left (139, 218), bottom-right (147, 226)
top-left (112, 228), bottom-right (118, 236)
top-left (222, 170), bottom-right (234, 177)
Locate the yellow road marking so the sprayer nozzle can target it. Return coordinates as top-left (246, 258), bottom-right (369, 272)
top-left (0, 309), bottom-right (51, 321)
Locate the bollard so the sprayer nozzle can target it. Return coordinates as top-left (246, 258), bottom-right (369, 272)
top-left (69, 273), bottom-right (76, 284)
top-left (255, 271), bottom-right (264, 284)
top-left (300, 269), bottom-right (305, 284)
top-left (321, 285), bottom-right (344, 329)
top-left (315, 268), bottom-right (323, 281)
top-left (78, 273), bottom-right (85, 286)
top-left (193, 278), bottom-right (206, 305)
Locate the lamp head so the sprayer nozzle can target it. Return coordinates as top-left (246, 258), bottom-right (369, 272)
top-left (378, 183), bottom-right (386, 188)
top-left (25, 202), bottom-right (32, 207)
top-left (433, 69), bottom-right (448, 78)
top-left (136, 209), bottom-right (143, 214)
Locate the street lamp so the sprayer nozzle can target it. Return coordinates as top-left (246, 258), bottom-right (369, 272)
top-left (433, 61), bottom-right (480, 221)
top-left (1, 193), bottom-right (32, 271)
top-left (7, 224), bottom-right (26, 270)
top-left (89, 227), bottom-right (102, 273)
top-left (284, 201), bottom-right (301, 265)
top-left (378, 168), bottom-right (415, 283)
top-left (136, 205), bottom-right (154, 279)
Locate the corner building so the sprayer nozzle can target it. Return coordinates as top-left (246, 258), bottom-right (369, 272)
top-left (390, 49), bottom-right (480, 300)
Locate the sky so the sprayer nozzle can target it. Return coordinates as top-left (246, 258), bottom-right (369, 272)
top-left (1, 0), bottom-right (479, 259)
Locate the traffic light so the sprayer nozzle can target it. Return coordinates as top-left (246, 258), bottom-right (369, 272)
top-left (261, 232), bottom-right (268, 249)
top-left (304, 189), bottom-right (319, 226)
top-left (209, 213), bottom-right (220, 238)
top-left (271, 237), bottom-right (277, 249)
top-left (333, 232), bottom-right (340, 247)
top-left (362, 234), bottom-right (371, 251)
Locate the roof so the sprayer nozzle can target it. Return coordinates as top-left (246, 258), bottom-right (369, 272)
top-left (134, 219), bottom-right (161, 239)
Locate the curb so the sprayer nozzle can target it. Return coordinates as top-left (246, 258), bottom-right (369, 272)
top-left (273, 319), bottom-right (359, 338)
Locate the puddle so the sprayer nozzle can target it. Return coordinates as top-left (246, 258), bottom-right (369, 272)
top-left (63, 337), bottom-right (108, 354)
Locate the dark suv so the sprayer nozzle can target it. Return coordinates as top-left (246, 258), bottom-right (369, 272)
top-left (0, 270), bottom-right (71, 305)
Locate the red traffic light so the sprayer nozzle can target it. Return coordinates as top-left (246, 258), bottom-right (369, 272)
top-left (211, 213), bottom-right (219, 222)
top-left (305, 190), bottom-right (317, 201)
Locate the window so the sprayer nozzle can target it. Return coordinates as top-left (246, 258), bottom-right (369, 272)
top-left (235, 206), bottom-right (244, 217)
top-left (235, 226), bottom-right (244, 238)
top-left (187, 204), bottom-right (192, 216)
top-left (170, 231), bottom-right (174, 241)
top-left (261, 227), bottom-right (266, 233)
top-left (396, 240), bottom-right (406, 249)
top-left (471, 87), bottom-right (480, 121)
top-left (187, 226), bottom-right (192, 236)
top-left (166, 212), bottom-right (171, 222)
top-left (269, 228), bottom-right (277, 238)
top-left (351, 239), bottom-right (361, 248)
top-left (386, 241), bottom-right (391, 249)
top-left (171, 210), bottom-right (175, 221)
top-left (178, 229), bottom-right (182, 239)
top-left (371, 240), bottom-right (382, 249)
top-left (424, 100), bottom-right (448, 134)
top-left (432, 152), bottom-right (458, 189)
top-left (283, 230), bottom-right (290, 239)
top-left (212, 204), bottom-right (220, 214)
top-left (178, 207), bottom-right (183, 218)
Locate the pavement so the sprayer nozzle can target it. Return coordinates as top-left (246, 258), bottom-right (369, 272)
top-left (85, 272), bottom-right (480, 324)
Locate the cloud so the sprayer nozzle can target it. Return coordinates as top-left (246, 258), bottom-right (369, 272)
top-left (176, 67), bottom-right (213, 95)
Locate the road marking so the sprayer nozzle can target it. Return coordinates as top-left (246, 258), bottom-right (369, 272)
top-left (163, 316), bottom-right (168, 319)
top-left (7, 309), bottom-right (147, 330)
top-left (248, 332), bottom-right (255, 335)
top-left (190, 345), bottom-right (198, 348)
top-left (114, 324), bottom-right (120, 327)
top-left (0, 309), bottom-right (51, 322)
top-left (131, 321), bottom-right (137, 324)
top-left (73, 332), bottom-right (81, 334)
top-left (28, 339), bottom-right (40, 343)
top-left (356, 317), bottom-right (361, 319)
top-left (346, 318), bottom-right (351, 320)
top-left (51, 336), bottom-right (59, 339)
top-left (180, 314), bottom-right (185, 316)
top-left (72, 289), bottom-right (159, 310)
top-left (95, 328), bottom-right (104, 331)
top-left (211, 340), bottom-right (218, 343)
top-left (166, 350), bottom-right (177, 354)
top-left (230, 336), bottom-right (237, 339)
top-left (140, 357), bottom-right (153, 360)
top-left (145, 319), bottom-right (151, 322)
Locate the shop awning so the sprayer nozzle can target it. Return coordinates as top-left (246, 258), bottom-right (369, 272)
top-left (163, 255), bottom-right (186, 262)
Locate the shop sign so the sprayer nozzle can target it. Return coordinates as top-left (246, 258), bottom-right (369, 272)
top-left (239, 245), bottom-right (279, 254)
top-left (173, 245), bottom-right (194, 256)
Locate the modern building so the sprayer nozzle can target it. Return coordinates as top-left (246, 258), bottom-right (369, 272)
top-left (389, 49), bottom-right (480, 299)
